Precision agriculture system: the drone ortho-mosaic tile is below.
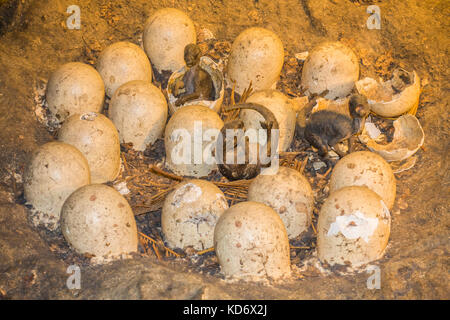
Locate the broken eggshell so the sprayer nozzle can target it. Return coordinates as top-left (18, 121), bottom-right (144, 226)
top-left (355, 70), bottom-right (421, 118)
top-left (317, 186), bottom-right (391, 268)
top-left (161, 179), bottom-right (229, 251)
top-left (359, 114), bottom-right (425, 162)
top-left (166, 56), bottom-right (224, 114)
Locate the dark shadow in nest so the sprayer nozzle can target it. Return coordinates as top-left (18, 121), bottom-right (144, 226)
top-left (0, 0), bottom-right (20, 36)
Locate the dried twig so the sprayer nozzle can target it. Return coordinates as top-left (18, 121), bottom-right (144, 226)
top-left (290, 245), bottom-right (310, 250)
top-left (240, 81), bottom-right (253, 103)
top-left (197, 247), bottom-right (214, 255)
top-left (149, 165), bottom-right (184, 181)
top-left (139, 232), bottom-right (181, 258)
top-left (311, 221), bottom-right (317, 235)
top-left (121, 152), bottom-right (129, 173)
top-left (300, 157), bottom-right (308, 174)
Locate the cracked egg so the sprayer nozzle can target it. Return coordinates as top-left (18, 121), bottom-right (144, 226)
top-left (355, 69), bottom-right (421, 117)
top-left (162, 179), bottom-right (228, 251)
top-left (317, 186), bottom-right (391, 268)
top-left (359, 114), bottom-right (425, 162)
top-left (214, 201), bottom-right (291, 280)
top-left (166, 56), bottom-right (224, 114)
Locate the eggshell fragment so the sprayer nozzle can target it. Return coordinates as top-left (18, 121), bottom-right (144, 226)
top-left (359, 114), bottom-right (425, 162)
top-left (355, 71), bottom-right (421, 117)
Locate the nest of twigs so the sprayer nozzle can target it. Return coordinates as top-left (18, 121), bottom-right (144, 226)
top-left (30, 33), bottom-right (405, 277)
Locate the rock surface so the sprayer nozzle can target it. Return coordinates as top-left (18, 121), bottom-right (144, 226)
top-left (0, 0), bottom-right (448, 299)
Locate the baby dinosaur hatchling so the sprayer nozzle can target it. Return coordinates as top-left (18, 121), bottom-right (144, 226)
top-left (216, 103), bottom-right (279, 181)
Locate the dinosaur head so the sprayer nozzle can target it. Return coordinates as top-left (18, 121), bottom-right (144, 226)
top-left (184, 43), bottom-right (201, 68)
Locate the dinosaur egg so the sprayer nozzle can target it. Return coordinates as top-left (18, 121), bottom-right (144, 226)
top-left (60, 184), bottom-right (138, 259)
top-left (143, 8), bottom-right (196, 73)
top-left (109, 80), bottom-right (168, 151)
top-left (301, 42), bottom-right (359, 100)
top-left (317, 186), bottom-right (391, 267)
top-left (329, 151), bottom-right (396, 209)
top-left (97, 41), bottom-right (152, 97)
top-left (166, 56), bottom-right (224, 114)
top-left (227, 27), bottom-right (284, 95)
top-left (214, 201), bottom-right (291, 280)
top-left (162, 179), bottom-right (229, 250)
top-left (46, 62), bottom-right (105, 122)
top-left (164, 105), bottom-right (224, 177)
top-left (58, 112), bottom-right (121, 184)
top-left (248, 167), bottom-right (314, 239)
top-left (23, 142), bottom-right (91, 223)
top-left (241, 90), bottom-right (296, 152)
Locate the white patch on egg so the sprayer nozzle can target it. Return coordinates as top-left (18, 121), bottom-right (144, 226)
top-left (327, 210), bottom-right (379, 243)
top-left (172, 183), bottom-right (202, 207)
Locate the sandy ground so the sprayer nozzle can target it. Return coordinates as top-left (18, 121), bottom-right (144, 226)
top-left (0, 0), bottom-right (448, 299)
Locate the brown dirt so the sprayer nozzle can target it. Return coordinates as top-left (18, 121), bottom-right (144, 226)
top-left (0, 0), bottom-right (449, 299)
